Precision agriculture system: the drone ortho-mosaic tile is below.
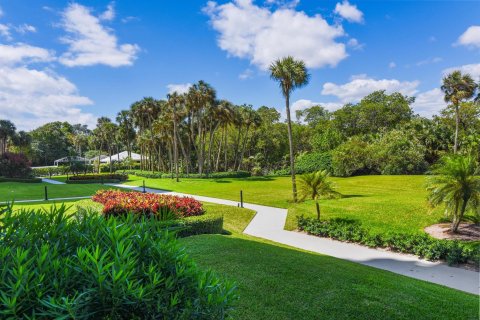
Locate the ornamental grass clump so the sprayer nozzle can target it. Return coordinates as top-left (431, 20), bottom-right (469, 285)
top-left (92, 190), bottom-right (204, 218)
top-left (0, 203), bottom-right (237, 319)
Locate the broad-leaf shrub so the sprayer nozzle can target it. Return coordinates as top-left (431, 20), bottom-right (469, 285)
top-left (295, 152), bottom-right (332, 174)
top-left (119, 170), bottom-right (251, 179)
top-left (68, 173), bottom-right (128, 181)
top-left (0, 204), bottom-right (237, 319)
top-left (0, 152), bottom-right (32, 178)
top-left (297, 216), bottom-right (479, 266)
top-left (92, 190), bottom-right (204, 218)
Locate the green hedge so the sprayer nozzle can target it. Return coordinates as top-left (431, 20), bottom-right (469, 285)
top-left (76, 199), bottom-right (224, 237)
top-left (120, 170), bottom-right (251, 179)
top-left (297, 216), bottom-right (479, 266)
top-left (0, 204), bottom-right (236, 319)
top-left (0, 177), bottom-right (42, 183)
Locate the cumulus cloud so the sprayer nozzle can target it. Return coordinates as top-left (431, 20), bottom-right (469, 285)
top-left (204, 0), bottom-right (347, 70)
top-left (0, 66), bottom-right (96, 130)
top-left (0, 24), bottom-right (11, 40)
top-left (59, 3), bottom-right (139, 67)
top-left (167, 83), bottom-right (192, 95)
top-left (411, 88), bottom-right (446, 118)
top-left (291, 99), bottom-right (342, 114)
top-left (15, 24), bottom-right (37, 34)
top-left (100, 2), bottom-right (115, 21)
top-left (321, 75), bottom-right (419, 103)
top-left (334, 0), bottom-right (364, 23)
top-left (416, 57), bottom-right (442, 66)
top-left (239, 68), bottom-right (254, 80)
top-left (443, 63), bottom-right (480, 80)
top-left (456, 25), bottom-right (480, 49)
top-left (0, 43), bottom-right (54, 65)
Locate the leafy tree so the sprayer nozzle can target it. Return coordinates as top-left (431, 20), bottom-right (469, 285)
top-left (0, 120), bottom-right (16, 156)
top-left (30, 122), bottom-right (74, 165)
top-left (270, 56), bottom-right (310, 202)
top-left (441, 71), bottom-right (477, 153)
top-left (427, 154), bottom-right (480, 232)
top-left (298, 170), bottom-right (341, 220)
top-left (331, 136), bottom-right (371, 177)
top-left (296, 105), bottom-right (330, 128)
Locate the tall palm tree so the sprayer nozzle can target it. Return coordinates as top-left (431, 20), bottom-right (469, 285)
top-left (270, 56), bottom-right (310, 202)
top-left (0, 120), bottom-right (16, 156)
top-left (427, 154), bottom-right (480, 233)
top-left (298, 170), bottom-right (341, 220)
top-left (441, 71), bottom-right (477, 153)
top-left (167, 92), bottom-right (184, 181)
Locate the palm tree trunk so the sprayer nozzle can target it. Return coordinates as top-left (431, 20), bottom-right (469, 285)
top-left (316, 201), bottom-right (320, 220)
top-left (173, 105), bottom-right (179, 182)
top-left (452, 197), bottom-right (469, 233)
top-left (454, 104), bottom-right (459, 154)
top-left (237, 125), bottom-right (250, 171)
top-left (285, 93), bottom-right (298, 202)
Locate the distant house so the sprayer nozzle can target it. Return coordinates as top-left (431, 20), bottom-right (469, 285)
top-left (99, 151), bottom-right (144, 163)
top-left (53, 156), bottom-right (88, 166)
top-left (88, 155), bottom-right (109, 164)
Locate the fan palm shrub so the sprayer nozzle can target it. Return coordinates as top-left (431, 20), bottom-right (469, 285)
top-left (298, 170), bottom-right (341, 220)
top-left (427, 154), bottom-right (480, 232)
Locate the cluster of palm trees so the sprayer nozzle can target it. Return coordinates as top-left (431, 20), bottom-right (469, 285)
top-left (88, 81), bottom-right (265, 181)
top-left (0, 120), bottom-right (31, 157)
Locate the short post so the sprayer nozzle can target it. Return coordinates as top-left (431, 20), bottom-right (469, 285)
top-left (143, 180), bottom-right (146, 193)
top-left (240, 190), bottom-right (243, 208)
top-left (44, 186), bottom-right (48, 201)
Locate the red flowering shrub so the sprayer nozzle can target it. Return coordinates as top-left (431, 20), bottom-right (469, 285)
top-left (92, 190), bottom-right (204, 218)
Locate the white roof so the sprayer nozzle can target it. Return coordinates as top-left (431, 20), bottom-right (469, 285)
top-left (100, 151), bottom-right (143, 163)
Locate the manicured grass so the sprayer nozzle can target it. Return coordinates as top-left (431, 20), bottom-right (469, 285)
top-left (123, 175), bottom-right (444, 235)
top-left (179, 204), bottom-right (478, 319)
top-left (0, 182), bottom-right (114, 202)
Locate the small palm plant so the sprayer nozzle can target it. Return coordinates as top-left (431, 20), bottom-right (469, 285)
top-left (298, 170), bottom-right (341, 220)
top-left (427, 154), bottom-right (480, 233)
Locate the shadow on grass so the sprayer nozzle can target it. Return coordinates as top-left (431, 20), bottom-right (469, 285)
top-left (340, 194), bottom-right (367, 199)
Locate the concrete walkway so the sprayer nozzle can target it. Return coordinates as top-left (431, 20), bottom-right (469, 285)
top-left (108, 183), bottom-right (479, 295)
top-left (41, 178), bottom-right (66, 185)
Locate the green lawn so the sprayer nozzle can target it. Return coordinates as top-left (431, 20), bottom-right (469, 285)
top-left (4, 182), bottom-right (478, 318)
top-left (122, 175), bottom-right (444, 235)
top-left (0, 182), bottom-right (114, 202)
top-left (179, 201), bottom-right (478, 319)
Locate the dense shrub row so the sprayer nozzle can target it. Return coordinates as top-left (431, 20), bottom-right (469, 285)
top-left (76, 199), bottom-right (224, 237)
top-left (0, 177), bottom-right (42, 183)
top-left (92, 190), bottom-right (205, 218)
top-left (67, 173), bottom-right (128, 182)
top-left (0, 204), bottom-right (236, 319)
top-left (119, 170), bottom-right (251, 179)
top-left (32, 166), bottom-right (66, 177)
top-left (297, 216), bottom-right (479, 266)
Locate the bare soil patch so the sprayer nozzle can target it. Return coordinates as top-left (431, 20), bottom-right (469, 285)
top-left (424, 223), bottom-right (480, 241)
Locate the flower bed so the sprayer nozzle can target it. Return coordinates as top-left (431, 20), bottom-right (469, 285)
top-left (92, 190), bottom-right (204, 218)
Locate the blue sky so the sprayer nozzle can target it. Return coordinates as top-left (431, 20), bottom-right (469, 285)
top-left (0, 0), bottom-right (479, 130)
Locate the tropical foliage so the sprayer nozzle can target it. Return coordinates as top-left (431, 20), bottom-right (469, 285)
top-left (298, 170), bottom-right (341, 219)
top-left (92, 190), bottom-right (205, 218)
top-left (427, 154), bottom-right (480, 232)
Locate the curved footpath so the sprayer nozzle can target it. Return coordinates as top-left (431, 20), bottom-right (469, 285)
top-left (36, 180), bottom-right (480, 295)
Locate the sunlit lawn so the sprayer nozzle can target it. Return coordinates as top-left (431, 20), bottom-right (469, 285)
top-left (123, 175), bottom-right (444, 235)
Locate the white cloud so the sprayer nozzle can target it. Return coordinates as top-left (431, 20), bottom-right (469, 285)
top-left (416, 57), bottom-right (442, 66)
top-left (0, 43), bottom-right (54, 65)
top-left (412, 88), bottom-right (446, 118)
top-left (0, 24), bottom-right (11, 40)
top-left (443, 63), bottom-right (480, 80)
top-left (456, 25), bottom-right (480, 49)
top-left (167, 83), bottom-right (192, 95)
top-left (292, 99), bottom-right (342, 114)
top-left (100, 2), bottom-right (115, 21)
top-left (239, 68), bottom-right (254, 80)
top-left (322, 75), bottom-right (419, 103)
top-left (204, 0), bottom-right (347, 70)
top-left (0, 66), bottom-right (96, 130)
top-left (388, 62), bottom-right (396, 68)
top-left (334, 0), bottom-right (364, 23)
top-left (347, 38), bottom-right (364, 50)
top-left (59, 3), bottom-right (139, 67)
top-left (15, 24), bottom-right (37, 34)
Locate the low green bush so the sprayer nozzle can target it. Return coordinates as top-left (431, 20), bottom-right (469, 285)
top-left (0, 204), bottom-right (236, 319)
top-left (68, 173), bottom-right (128, 181)
top-left (297, 216), bottom-right (479, 266)
top-left (0, 177), bottom-right (42, 183)
top-left (32, 166), bottom-right (65, 177)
